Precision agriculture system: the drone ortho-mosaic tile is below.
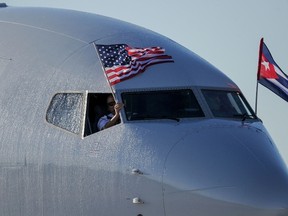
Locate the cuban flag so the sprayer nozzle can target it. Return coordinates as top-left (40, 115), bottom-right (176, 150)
top-left (257, 38), bottom-right (288, 102)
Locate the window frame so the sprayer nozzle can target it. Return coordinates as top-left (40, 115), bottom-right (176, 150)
top-left (45, 91), bottom-right (88, 137)
top-left (120, 88), bottom-right (205, 122)
top-left (201, 88), bottom-right (258, 120)
top-left (46, 91), bottom-right (120, 138)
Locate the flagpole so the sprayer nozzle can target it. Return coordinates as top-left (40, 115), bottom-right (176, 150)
top-left (255, 81), bottom-right (259, 115)
top-left (92, 42), bottom-right (117, 102)
top-left (255, 37), bottom-right (264, 115)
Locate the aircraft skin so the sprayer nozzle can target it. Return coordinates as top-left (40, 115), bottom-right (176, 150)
top-left (0, 5), bottom-right (287, 216)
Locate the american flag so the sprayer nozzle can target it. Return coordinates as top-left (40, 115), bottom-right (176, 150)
top-left (257, 39), bottom-right (288, 102)
top-left (96, 44), bottom-right (174, 85)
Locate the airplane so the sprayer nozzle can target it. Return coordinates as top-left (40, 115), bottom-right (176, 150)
top-left (0, 4), bottom-right (287, 216)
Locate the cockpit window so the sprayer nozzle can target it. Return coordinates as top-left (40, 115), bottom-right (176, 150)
top-left (122, 89), bottom-right (204, 121)
top-left (46, 93), bottom-right (85, 135)
top-left (202, 90), bottom-right (257, 119)
top-left (46, 92), bottom-right (117, 137)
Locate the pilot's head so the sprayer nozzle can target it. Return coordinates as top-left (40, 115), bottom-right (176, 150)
top-left (106, 95), bottom-right (115, 114)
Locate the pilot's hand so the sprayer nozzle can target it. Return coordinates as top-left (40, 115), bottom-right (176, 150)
top-left (114, 103), bottom-right (124, 115)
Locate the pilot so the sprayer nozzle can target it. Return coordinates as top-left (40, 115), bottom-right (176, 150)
top-left (97, 94), bottom-right (123, 130)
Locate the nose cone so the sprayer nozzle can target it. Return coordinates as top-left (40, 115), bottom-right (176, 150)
top-left (163, 123), bottom-right (288, 216)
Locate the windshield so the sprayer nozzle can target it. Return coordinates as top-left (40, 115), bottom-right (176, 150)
top-left (202, 90), bottom-right (257, 119)
top-left (122, 89), bottom-right (204, 121)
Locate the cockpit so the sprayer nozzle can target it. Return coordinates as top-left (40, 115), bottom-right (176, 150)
top-left (45, 88), bottom-right (258, 138)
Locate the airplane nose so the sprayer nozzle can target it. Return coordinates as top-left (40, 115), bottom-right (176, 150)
top-left (163, 123), bottom-right (288, 216)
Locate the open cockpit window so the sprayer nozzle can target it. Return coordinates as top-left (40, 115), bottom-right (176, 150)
top-left (202, 90), bottom-right (257, 120)
top-left (46, 92), bottom-right (116, 137)
top-left (84, 93), bottom-right (114, 136)
top-left (121, 89), bottom-right (204, 121)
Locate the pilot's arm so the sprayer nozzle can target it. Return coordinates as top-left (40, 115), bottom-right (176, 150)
top-left (97, 103), bottom-right (123, 130)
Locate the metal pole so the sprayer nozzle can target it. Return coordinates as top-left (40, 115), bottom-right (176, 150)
top-left (255, 38), bottom-right (264, 115)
